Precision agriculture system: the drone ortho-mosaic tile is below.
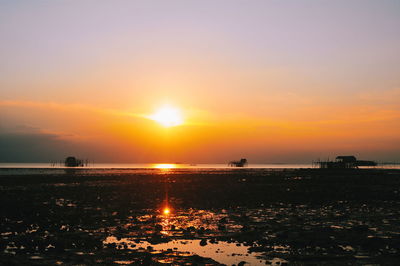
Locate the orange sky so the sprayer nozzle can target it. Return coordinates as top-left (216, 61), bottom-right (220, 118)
top-left (1, 1), bottom-right (399, 163)
top-left (1, 93), bottom-right (399, 163)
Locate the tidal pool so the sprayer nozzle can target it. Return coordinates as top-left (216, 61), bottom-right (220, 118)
top-left (104, 236), bottom-right (288, 265)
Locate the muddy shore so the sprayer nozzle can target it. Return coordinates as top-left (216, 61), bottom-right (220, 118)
top-left (1, 168), bottom-right (400, 265)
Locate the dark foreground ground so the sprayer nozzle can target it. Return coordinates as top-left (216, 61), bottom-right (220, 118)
top-left (1, 168), bottom-right (400, 265)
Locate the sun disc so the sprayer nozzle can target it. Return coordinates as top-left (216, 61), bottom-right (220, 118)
top-left (149, 106), bottom-right (183, 127)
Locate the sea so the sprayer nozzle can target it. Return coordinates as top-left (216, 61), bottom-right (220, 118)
top-left (0, 163), bottom-right (313, 169)
top-left (0, 162), bottom-right (398, 176)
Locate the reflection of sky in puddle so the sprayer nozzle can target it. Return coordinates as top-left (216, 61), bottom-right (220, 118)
top-left (104, 236), bottom-right (287, 265)
top-left (114, 260), bottom-right (135, 265)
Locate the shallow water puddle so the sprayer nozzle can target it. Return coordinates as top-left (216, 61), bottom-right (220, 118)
top-left (104, 236), bottom-right (286, 265)
top-left (114, 260), bottom-right (135, 265)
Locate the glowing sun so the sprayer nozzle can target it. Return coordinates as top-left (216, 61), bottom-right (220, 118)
top-left (149, 106), bottom-right (183, 127)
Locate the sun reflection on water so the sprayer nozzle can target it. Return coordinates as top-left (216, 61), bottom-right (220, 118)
top-left (103, 208), bottom-right (290, 265)
top-left (153, 163), bottom-right (177, 169)
top-left (163, 207), bottom-right (171, 215)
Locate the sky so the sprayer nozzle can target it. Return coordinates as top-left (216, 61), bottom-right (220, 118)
top-left (1, 0), bottom-right (400, 163)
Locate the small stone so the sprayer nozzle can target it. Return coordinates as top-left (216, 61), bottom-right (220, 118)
top-left (199, 239), bottom-right (207, 246)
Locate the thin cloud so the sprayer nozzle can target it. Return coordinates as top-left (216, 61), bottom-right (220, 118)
top-left (0, 100), bottom-right (143, 118)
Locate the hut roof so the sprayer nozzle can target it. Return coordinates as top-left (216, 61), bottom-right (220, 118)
top-left (336, 156), bottom-right (357, 162)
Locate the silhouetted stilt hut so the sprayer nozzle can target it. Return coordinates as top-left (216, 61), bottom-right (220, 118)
top-left (229, 158), bottom-right (248, 167)
top-left (317, 155), bottom-right (376, 169)
top-left (64, 156), bottom-right (85, 167)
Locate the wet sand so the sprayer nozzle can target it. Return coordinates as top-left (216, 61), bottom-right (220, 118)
top-left (1, 168), bottom-right (400, 265)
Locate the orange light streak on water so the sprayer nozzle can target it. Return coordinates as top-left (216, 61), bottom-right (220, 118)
top-left (153, 163), bottom-right (177, 169)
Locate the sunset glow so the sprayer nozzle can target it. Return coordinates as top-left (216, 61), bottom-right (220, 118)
top-left (0, 1), bottom-right (398, 164)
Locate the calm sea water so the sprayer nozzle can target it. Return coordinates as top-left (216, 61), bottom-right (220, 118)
top-left (0, 163), bottom-right (398, 175)
top-left (0, 163), bottom-right (314, 175)
top-left (0, 163), bottom-right (312, 169)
